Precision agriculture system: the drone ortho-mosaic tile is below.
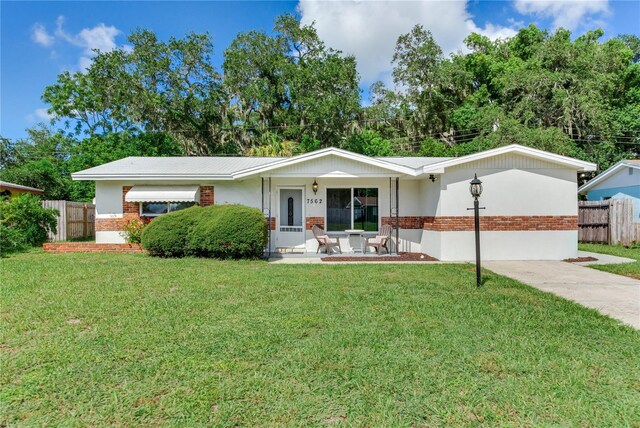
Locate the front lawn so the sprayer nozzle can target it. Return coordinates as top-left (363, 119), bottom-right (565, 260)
top-left (579, 242), bottom-right (640, 279)
top-left (2, 252), bottom-right (639, 426)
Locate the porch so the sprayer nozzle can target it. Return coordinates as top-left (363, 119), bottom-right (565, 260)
top-left (260, 176), bottom-right (410, 254)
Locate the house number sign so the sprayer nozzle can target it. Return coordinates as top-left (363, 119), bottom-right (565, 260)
top-left (306, 198), bottom-right (323, 205)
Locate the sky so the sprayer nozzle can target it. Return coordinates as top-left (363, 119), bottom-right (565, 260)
top-left (1, 0), bottom-right (639, 141)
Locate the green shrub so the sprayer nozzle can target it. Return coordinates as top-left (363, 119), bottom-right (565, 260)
top-left (141, 204), bottom-right (267, 259)
top-left (0, 224), bottom-right (28, 255)
top-left (188, 205), bottom-right (267, 259)
top-left (141, 206), bottom-right (205, 257)
top-left (0, 194), bottom-right (58, 255)
top-left (121, 218), bottom-right (146, 244)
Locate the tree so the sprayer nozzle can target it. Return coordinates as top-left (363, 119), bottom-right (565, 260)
top-left (223, 14), bottom-right (361, 151)
top-left (343, 130), bottom-right (394, 156)
top-left (44, 31), bottom-right (228, 155)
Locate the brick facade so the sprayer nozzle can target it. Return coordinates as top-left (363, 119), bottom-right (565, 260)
top-left (381, 215), bottom-right (577, 231)
top-left (200, 186), bottom-right (214, 207)
top-left (122, 186), bottom-right (139, 214)
top-left (305, 217), bottom-right (325, 230)
top-left (44, 242), bottom-right (143, 253)
top-left (381, 216), bottom-right (427, 229)
top-left (269, 217), bottom-right (276, 231)
top-left (422, 215), bottom-right (578, 231)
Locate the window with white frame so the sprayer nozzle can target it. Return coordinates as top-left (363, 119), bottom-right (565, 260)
top-left (140, 202), bottom-right (196, 217)
top-left (326, 188), bottom-right (379, 232)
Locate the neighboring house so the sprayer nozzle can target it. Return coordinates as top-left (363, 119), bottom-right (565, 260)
top-left (578, 160), bottom-right (640, 223)
top-left (72, 144), bottom-right (596, 261)
top-left (0, 181), bottom-right (44, 199)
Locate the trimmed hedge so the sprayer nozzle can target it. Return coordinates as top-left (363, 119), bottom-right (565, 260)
top-left (141, 204), bottom-right (267, 259)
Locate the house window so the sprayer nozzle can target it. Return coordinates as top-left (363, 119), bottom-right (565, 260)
top-left (140, 202), bottom-right (196, 217)
top-left (326, 188), bottom-right (379, 232)
top-left (353, 188), bottom-right (378, 232)
top-left (326, 189), bottom-right (351, 231)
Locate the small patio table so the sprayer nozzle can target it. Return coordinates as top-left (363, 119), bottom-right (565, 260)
top-left (344, 229), bottom-right (365, 253)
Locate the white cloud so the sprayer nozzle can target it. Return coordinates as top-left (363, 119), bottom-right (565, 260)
top-left (55, 16), bottom-right (120, 55)
top-left (513, 0), bottom-right (610, 30)
top-left (298, 0), bottom-right (518, 84)
top-left (26, 108), bottom-right (54, 123)
top-left (31, 23), bottom-right (54, 47)
top-left (50, 16), bottom-right (122, 71)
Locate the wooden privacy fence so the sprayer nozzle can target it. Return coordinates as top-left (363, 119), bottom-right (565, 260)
top-left (42, 201), bottom-right (96, 241)
top-left (578, 199), bottom-right (639, 246)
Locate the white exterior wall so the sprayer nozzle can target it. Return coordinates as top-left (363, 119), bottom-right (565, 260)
top-left (95, 181), bottom-right (126, 243)
top-left (425, 153), bottom-right (579, 261)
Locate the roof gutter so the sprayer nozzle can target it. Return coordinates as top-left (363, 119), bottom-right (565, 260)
top-left (71, 173), bottom-right (235, 181)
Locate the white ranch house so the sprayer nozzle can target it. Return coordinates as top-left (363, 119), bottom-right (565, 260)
top-left (72, 144), bottom-right (596, 261)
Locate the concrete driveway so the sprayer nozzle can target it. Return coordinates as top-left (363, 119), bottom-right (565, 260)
top-left (484, 260), bottom-right (640, 329)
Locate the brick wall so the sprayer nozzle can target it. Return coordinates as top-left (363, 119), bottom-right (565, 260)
top-left (305, 217), bottom-right (325, 230)
top-left (200, 186), bottom-right (214, 207)
top-left (381, 216), bottom-right (427, 229)
top-left (122, 186), bottom-right (139, 214)
top-left (381, 215), bottom-right (577, 231)
top-left (422, 215), bottom-right (578, 231)
top-left (44, 242), bottom-right (143, 253)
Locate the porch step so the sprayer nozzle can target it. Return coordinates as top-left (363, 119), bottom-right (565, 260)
top-left (274, 247), bottom-right (305, 254)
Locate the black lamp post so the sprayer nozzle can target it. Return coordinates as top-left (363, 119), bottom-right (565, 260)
top-left (469, 174), bottom-right (483, 287)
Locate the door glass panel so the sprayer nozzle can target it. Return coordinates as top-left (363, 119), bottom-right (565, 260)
top-left (353, 188), bottom-right (378, 232)
top-left (327, 188), bottom-right (351, 231)
top-left (279, 189), bottom-right (302, 227)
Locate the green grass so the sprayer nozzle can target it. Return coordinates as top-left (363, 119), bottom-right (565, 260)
top-left (579, 243), bottom-right (640, 279)
top-left (2, 252), bottom-right (639, 426)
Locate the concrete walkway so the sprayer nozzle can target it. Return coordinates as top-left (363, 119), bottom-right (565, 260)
top-left (575, 250), bottom-right (636, 265)
top-left (484, 260), bottom-right (640, 329)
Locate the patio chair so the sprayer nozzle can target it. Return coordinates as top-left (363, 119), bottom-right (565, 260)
top-left (364, 224), bottom-right (393, 255)
top-left (312, 224), bottom-right (342, 254)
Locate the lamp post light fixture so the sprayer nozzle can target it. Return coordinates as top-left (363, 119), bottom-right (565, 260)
top-left (468, 174), bottom-right (484, 287)
top-left (312, 179), bottom-right (319, 195)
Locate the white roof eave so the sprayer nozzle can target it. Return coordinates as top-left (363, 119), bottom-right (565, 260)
top-left (231, 147), bottom-right (419, 179)
top-left (422, 144), bottom-right (597, 174)
top-left (71, 173), bottom-right (235, 181)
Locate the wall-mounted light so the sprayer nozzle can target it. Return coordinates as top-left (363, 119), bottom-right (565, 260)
top-left (429, 174), bottom-right (438, 183)
top-left (312, 179), bottom-right (319, 195)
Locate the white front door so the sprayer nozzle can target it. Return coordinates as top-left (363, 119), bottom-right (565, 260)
top-left (276, 187), bottom-right (305, 250)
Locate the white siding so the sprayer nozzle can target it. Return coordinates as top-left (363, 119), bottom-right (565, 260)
top-left (439, 155), bottom-right (578, 216)
top-left (269, 155), bottom-right (404, 177)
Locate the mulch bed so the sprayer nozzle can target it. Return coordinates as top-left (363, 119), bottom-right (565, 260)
top-left (322, 252), bottom-right (439, 262)
top-left (563, 256), bottom-right (598, 263)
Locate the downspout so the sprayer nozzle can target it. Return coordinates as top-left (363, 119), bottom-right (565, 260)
top-left (268, 177), bottom-right (272, 256)
top-left (395, 177), bottom-right (400, 255)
